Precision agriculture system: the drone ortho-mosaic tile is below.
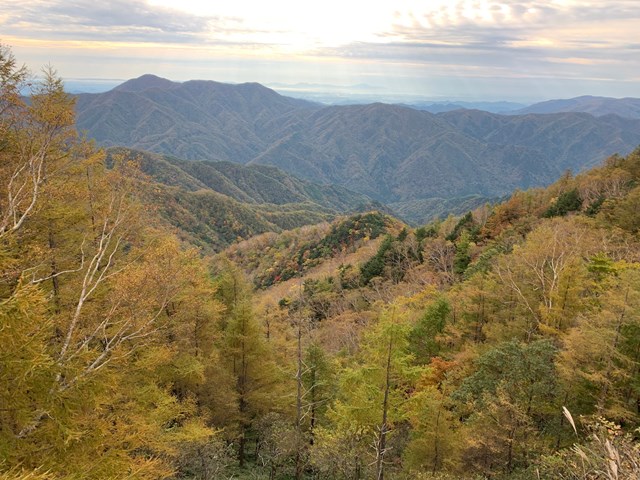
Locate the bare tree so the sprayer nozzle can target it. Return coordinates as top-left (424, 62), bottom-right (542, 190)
top-left (0, 66), bottom-right (76, 239)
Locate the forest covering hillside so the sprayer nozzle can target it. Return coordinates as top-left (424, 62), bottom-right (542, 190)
top-left (2, 46), bottom-right (640, 480)
top-left (75, 76), bottom-right (640, 224)
top-left (75, 74), bottom-right (318, 161)
top-left (114, 147), bottom-right (372, 211)
top-left (102, 147), bottom-right (379, 252)
top-left (220, 146), bottom-right (640, 480)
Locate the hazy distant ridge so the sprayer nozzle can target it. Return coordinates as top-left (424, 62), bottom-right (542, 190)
top-left (508, 95), bottom-right (640, 119)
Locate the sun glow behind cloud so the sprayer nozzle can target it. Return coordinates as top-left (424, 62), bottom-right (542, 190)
top-left (143, 0), bottom-right (567, 49)
top-left (147, 0), bottom-right (394, 48)
top-left (2, 0), bottom-right (640, 100)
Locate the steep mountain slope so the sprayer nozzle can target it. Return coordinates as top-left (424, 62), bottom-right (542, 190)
top-left (216, 148), bottom-right (640, 480)
top-left (508, 95), bottom-right (640, 118)
top-left (8, 43), bottom-right (640, 480)
top-left (251, 103), bottom-right (462, 198)
top-left (106, 147), bottom-right (379, 251)
top-left (437, 109), bottom-right (640, 172)
top-left (76, 75), bottom-right (319, 162)
top-left (108, 147), bottom-right (373, 212)
top-left (251, 104), bottom-right (640, 202)
top-left (389, 194), bottom-right (501, 223)
top-left (76, 76), bottom-right (640, 224)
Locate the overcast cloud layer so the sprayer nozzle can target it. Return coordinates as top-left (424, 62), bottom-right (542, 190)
top-left (1, 0), bottom-right (639, 101)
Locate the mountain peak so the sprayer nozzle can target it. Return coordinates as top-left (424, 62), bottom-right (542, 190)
top-left (113, 74), bottom-right (179, 93)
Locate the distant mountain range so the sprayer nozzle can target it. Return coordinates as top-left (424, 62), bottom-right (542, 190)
top-left (508, 95), bottom-right (640, 118)
top-left (76, 76), bottom-right (640, 224)
top-left (76, 75), bottom-right (318, 162)
top-left (405, 101), bottom-right (526, 114)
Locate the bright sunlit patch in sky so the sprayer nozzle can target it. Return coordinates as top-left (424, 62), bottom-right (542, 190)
top-left (1, 0), bottom-right (640, 100)
top-left (144, 0), bottom-right (563, 46)
top-left (146, 0), bottom-right (397, 49)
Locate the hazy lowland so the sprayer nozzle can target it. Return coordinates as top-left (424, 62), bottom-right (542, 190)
top-left (2, 44), bottom-right (640, 480)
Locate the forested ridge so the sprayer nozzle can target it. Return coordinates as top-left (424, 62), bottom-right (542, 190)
top-left (74, 74), bottom-right (640, 225)
top-left (98, 147), bottom-right (379, 254)
top-left (2, 46), bottom-right (640, 480)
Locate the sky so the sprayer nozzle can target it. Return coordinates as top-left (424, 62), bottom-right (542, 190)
top-left (1, 0), bottom-right (639, 101)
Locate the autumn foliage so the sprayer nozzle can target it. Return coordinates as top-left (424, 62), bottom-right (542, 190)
top-left (2, 45), bottom-right (640, 479)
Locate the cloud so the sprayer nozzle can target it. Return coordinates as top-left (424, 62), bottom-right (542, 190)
top-left (2, 0), bottom-right (639, 100)
top-left (306, 0), bottom-right (640, 85)
top-left (0, 0), bottom-right (246, 43)
top-left (380, 1), bottom-right (640, 51)
top-left (388, 1), bottom-right (640, 31)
